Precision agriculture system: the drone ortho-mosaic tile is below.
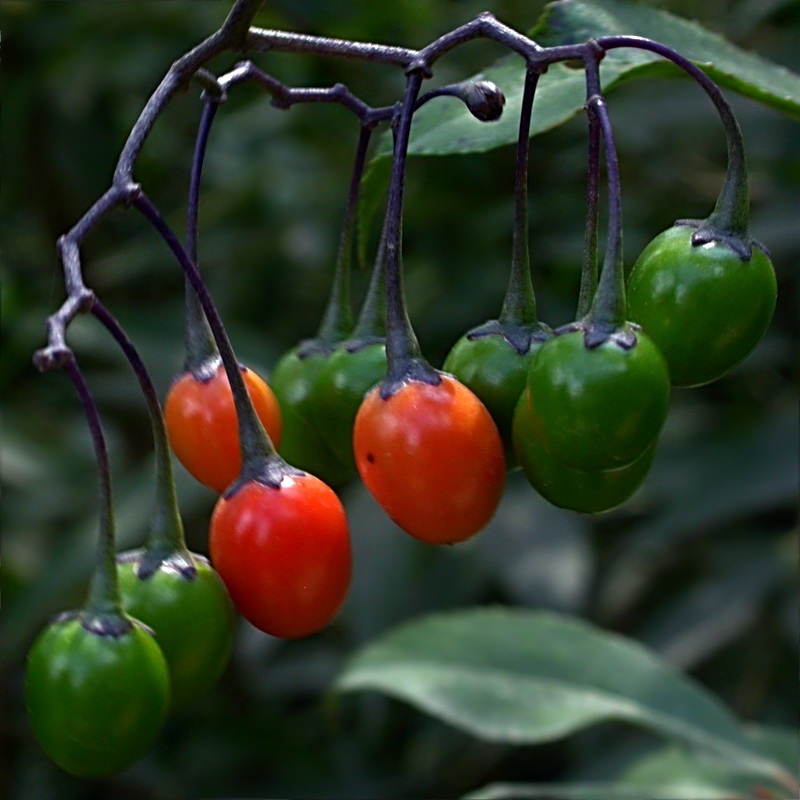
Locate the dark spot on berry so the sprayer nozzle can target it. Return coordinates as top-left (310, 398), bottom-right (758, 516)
top-left (366, 453), bottom-right (375, 463)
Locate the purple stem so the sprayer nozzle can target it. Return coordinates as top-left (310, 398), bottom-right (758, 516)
top-left (183, 100), bottom-right (222, 378)
top-left (598, 36), bottom-right (749, 235)
top-left (62, 356), bottom-right (123, 619)
top-left (576, 55), bottom-right (603, 320)
top-left (498, 66), bottom-right (540, 327)
top-left (380, 73), bottom-right (441, 395)
top-left (585, 92), bottom-right (626, 331)
top-left (90, 300), bottom-right (186, 556)
top-left (133, 192), bottom-right (275, 469)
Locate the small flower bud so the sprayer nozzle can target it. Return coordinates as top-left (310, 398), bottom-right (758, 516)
top-left (461, 80), bottom-right (506, 122)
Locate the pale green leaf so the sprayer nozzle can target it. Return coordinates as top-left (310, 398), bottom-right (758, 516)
top-left (384, 0), bottom-right (800, 159)
top-left (464, 725), bottom-right (798, 799)
top-left (336, 608), bottom-right (791, 786)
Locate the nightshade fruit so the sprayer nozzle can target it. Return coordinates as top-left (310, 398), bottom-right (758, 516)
top-left (627, 225), bottom-right (777, 387)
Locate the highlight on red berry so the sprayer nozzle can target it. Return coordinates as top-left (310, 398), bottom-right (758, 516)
top-left (209, 473), bottom-right (352, 638)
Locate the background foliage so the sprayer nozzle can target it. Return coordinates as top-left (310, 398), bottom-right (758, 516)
top-left (1, 1), bottom-right (797, 798)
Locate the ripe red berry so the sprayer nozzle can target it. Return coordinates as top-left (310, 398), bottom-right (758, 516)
top-left (209, 474), bottom-right (351, 638)
top-left (353, 374), bottom-right (505, 544)
top-left (165, 364), bottom-right (282, 493)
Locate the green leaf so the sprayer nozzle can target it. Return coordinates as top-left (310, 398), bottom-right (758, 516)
top-left (464, 783), bottom-right (660, 800)
top-left (389, 0), bottom-right (800, 159)
top-left (533, 0), bottom-right (800, 120)
top-left (335, 608), bottom-right (792, 787)
top-left (379, 58), bottom-right (592, 158)
top-left (746, 724), bottom-right (800, 778)
top-left (466, 726), bottom-right (798, 799)
top-left (359, 0), bottom-right (800, 243)
top-left (618, 742), bottom-right (772, 796)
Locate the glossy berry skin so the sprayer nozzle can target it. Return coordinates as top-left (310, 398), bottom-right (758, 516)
top-left (526, 327), bottom-right (670, 472)
top-left (310, 342), bottom-right (387, 472)
top-left (443, 333), bottom-right (545, 458)
top-left (165, 363), bottom-right (282, 493)
top-left (117, 552), bottom-right (235, 709)
top-left (25, 614), bottom-right (169, 778)
top-left (627, 225), bottom-right (777, 387)
top-left (209, 475), bottom-right (351, 639)
top-left (353, 374), bottom-right (506, 545)
top-left (270, 347), bottom-right (355, 487)
top-left (512, 390), bottom-right (656, 514)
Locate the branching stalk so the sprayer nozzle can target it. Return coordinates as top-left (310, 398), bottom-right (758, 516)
top-left (114, 0), bottom-right (266, 188)
top-left (40, 13), bottom-right (728, 377)
top-left (35, 7), bottom-right (757, 479)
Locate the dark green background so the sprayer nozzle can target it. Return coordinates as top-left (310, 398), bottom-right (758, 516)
top-left (2, 1), bottom-right (797, 798)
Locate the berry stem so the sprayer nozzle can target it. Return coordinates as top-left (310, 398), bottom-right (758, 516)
top-left (314, 124), bottom-right (375, 346)
top-left (598, 36), bottom-right (749, 237)
top-left (62, 356), bottom-right (126, 623)
top-left (585, 89), bottom-right (626, 332)
top-left (183, 99), bottom-right (222, 379)
top-left (350, 129), bottom-right (398, 344)
top-left (350, 224), bottom-right (388, 342)
top-left (380, 72), bottom-right (441, 396)
top-left (353, 78), bottom-right (505, 347)
top-left (91, 300), bottom-right (188, 560)
top-left (576, 57), bottom-right (602, 321)
top-left (134, 192), bottom-right (277, 470)
top-left (498, 66), bottom-right (541, 328)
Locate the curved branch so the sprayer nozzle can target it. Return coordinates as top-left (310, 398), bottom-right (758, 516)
top-left (113, 0), bottom-right (267, 187)
top-left (598, 35), bottom-right (749, 240)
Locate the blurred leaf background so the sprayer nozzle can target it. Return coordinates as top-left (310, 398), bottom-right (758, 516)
top-left (1, 1), bottom-right (797, 798)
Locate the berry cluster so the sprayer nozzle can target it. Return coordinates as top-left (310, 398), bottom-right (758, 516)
top-left (27, 2), bottom-right (776, 779)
